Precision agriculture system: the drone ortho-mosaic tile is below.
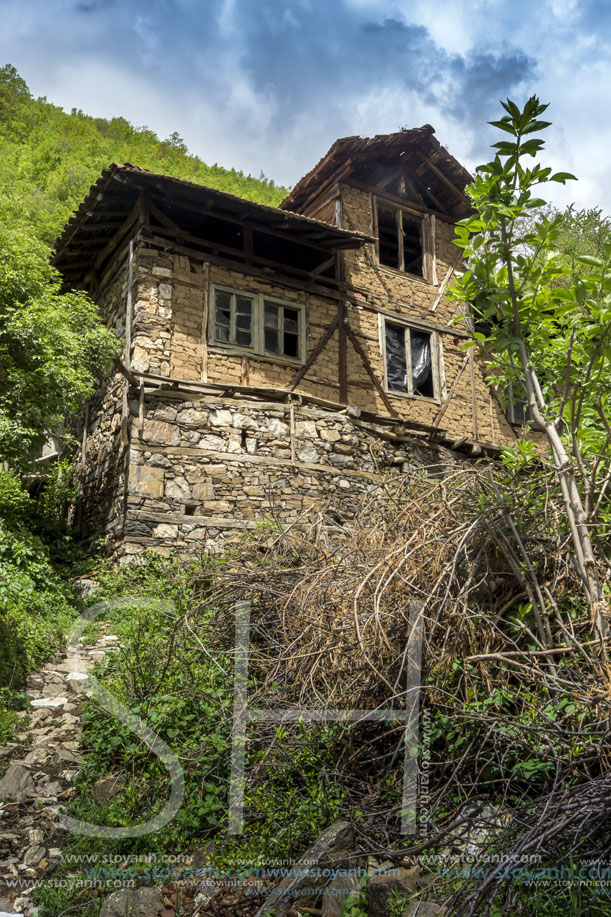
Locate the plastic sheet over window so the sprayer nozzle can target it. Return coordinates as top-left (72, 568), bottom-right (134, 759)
top-left (411, 330), bottom-right (433, 398)
top-left (385, 322), bottom-right (434, 397)
top-left (385, 322), bottom-right (407, 391)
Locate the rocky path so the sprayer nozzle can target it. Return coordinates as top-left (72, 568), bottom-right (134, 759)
top-left (0, 627), bottom-right (120, 916)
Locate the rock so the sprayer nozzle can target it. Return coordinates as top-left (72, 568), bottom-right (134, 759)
top-left (0, 765), bottom-right (35, 802)
top-left (366, 867), bottom-right (419, 915)
top-left (322, 873), bottom-right (361, 916)
top-left (255, 821), bottom-right (354, 917)
top-left (30, 697), bottom-right (68, 708)
top-left (72, 578), bottom-right (98, 599)
top-left (23, 846), bottom-right (45, 867)
top-left (296, 444), bottom-right (320, 464)
top-left (92, 775), bottom-right (123, 805)
top-left (402, 904), bottom-right (445, 916)
top-left (99, 887), bottom-right (164, 917)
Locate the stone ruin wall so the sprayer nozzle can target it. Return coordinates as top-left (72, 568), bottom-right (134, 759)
top-left (119, 391), bottom-right (461, 562)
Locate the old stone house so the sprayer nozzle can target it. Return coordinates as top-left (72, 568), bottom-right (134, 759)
top-left (53, 126), bottom-right (521, 561)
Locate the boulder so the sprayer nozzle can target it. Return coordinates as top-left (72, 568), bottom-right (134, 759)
top-left (99, 887), bottom-right (164, 917)
top-left (366, 867), bottom-right (421, 915)
top-left (322, 873), bottom-right (361, 916)
top-left (0, 765), bottom-right (35, 802)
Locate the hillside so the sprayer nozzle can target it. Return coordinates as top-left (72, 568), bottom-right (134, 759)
top-left (0, 64), bottom-right (288, 246)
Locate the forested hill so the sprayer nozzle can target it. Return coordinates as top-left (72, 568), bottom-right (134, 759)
top-left (0, 64), bottom-right (288, 245)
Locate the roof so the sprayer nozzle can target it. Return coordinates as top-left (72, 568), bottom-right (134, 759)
top-left (53, 163), bottom-right (370, 285)
top-left (280, 126), bottom-right (473, 219)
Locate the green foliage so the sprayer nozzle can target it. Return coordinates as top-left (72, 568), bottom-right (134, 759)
top-left (0, 200), bottom-right (118, 468)
top-left (340, 875), bottom-right (369, 916)
top-left (0, 64), bottom-right (288, 247)
top-left (449, 95), bottom-right (611, 462)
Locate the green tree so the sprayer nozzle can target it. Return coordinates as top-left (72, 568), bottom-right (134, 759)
top-left (450, 96), bottom-right (611, 639)
top-left (0, 198), bottom-right (118, 469)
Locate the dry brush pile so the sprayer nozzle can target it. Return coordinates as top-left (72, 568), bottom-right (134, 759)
top-left (193, 456), bottom-right (611, 910)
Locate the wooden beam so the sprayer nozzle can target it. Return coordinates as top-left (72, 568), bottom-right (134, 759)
top-left (311, 255), bottom-right (336, 277)
top-left (113, 355), bottom-right (139, 388)
top-left (345, 324), bottom-right (397, 418)
top-left (344, 178), bottom-right (455, 222)
top-left (413, 149), bottom-right (471, 209)
top-left (431, 352), bottom-right (469, 428)
top-left (149, 200), bottom-right (181, 232)
top-left (430, 250), bottom-right (462, 312)
top-left (93, 201), bottom-right (140, 273)
top-left (338, 301), bottom-right (348, 404)
top-left (469, 346), bottom-right (479, 442)
top-left (288, 314), bottom-right (339, 390)
top-left (201, 262), bottom-right (210, 382)
top-left (145, 233), bottom-right (345, 300)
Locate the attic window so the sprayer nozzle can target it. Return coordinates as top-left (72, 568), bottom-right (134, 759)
top-left (375, 200), bottom-right (434, 281)
top-left (384, 321), bottom-right (437, 400)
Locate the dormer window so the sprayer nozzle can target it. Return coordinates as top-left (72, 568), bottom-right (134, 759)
top-left (374, 199), bottom-right (435, 282)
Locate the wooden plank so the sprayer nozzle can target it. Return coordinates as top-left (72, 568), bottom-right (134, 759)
top-left (430, 250), bottom-right (462, 312)
top-left (288, 314), bottom-right (339, 390)
top-left (431, 352), bottom-right (469, 427)
top-left (241, 355), bottom-right (250, 386)
top-left (345, 324), bottom-right (397, 418)
top-left (301, 183), bottom-right (339, 219)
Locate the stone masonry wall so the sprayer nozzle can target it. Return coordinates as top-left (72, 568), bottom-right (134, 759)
top-left (115, 391), bottom-right (459, 562)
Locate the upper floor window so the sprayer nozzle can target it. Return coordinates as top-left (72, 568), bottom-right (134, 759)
top-left (211, 285), bottom-right (305, 362)
top-left (374, 200), bottom-right (435, 282)
top-left (384, 320), bottom-right (438, 400)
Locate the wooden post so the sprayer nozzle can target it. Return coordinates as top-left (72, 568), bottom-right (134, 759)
top-left (201, 262), bottom-right (210, 382)
top-left (338, 300), bottom-right (348, 404)
top-left (469, 346), bottom-right (479, 442)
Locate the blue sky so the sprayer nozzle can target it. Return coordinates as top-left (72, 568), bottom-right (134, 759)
top-left (1, 0), bottom-right (610, 210)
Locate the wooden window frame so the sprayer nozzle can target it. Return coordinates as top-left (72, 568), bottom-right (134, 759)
top-left (373, 197), bottom-right (436, 284)
top-left (209, 284), bottom-right (306, 364)
top-left (381, 316), bottom-right (441, 403)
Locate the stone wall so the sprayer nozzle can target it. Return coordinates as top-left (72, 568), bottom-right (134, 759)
top-left (96, 387), bottom-right (461, 562)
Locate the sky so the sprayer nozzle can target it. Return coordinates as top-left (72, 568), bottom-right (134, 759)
top-left (1, 0), bottom-right (610, 210)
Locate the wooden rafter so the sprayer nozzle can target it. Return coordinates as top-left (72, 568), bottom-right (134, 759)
top-left (413, 149), bottom-right (471, 209)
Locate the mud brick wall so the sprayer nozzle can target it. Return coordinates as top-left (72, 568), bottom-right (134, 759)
top-left (101, 235), bottom-right (517, 448)
top-left (338, 184), bottom-right (517, 444)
